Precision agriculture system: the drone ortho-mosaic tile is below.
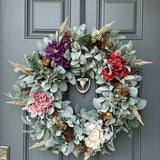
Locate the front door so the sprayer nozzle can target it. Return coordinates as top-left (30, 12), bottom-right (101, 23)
top-left (0, 0), bottom-right (159, 160)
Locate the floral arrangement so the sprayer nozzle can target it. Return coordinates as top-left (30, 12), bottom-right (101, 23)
top-left (6, 18), bottom-right (152, 160)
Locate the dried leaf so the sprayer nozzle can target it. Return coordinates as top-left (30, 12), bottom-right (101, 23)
top-left (99, 21), bottom-right (115, 34)
top-left (59, 17), bottom-right (68, 37)
top-left (9, 60), bottom-right (33, 75)
top-left (29, 137), bottom-right (50, 149)
top-left (133, 59), bottom-right (152, 66)
top-left (84, 148), bottom-right (93, 160)
top-left (129, 105), bottom-right (144, 125)
top-left (6, 101), bottom-right (27, 106)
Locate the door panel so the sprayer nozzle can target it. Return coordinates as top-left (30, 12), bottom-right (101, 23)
top-left (0, 0), bottom-right (160, 160)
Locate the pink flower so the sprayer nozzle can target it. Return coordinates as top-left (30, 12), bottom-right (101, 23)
top-left (28, 89), bottom-right (54, 116)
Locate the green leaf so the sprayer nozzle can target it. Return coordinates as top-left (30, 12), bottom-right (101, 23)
top-left (106, 142), bottom-right (115, 151)
top-left (93, 98), bottom-right (101, 110)
top-left (74, 126), bottom-right (83, 136)
top-left (27, 95), bottom-right (35, 105)
top-left (129, 98), bottom-right (136, 105)
top-left (61, 144), bottom-right (67, 153)
top-left (45, 138), bottom-right (57, 147)
top-left (129, 87), bottom-right (138, 97)
top-left (71, 51), bottom-right (81, 60)
top-left (12, 84), bottom-right (20, 93)
top-left (57, 66), bottom-right (66, 74)
top-left (96, 79), bottom-right (106, 84)
top-left (90, 70), bottom-right (94, 79)
top-left (94, 53), bottom-right (102, 61)
top-left (68, 75), bottom-right (76, 85)
top-left (136, 98), bottom-right (147, 110)
top-left (43, 37), bottom-right (50, 45)
top-left (32, 52), bottom-right (43, 70)
top-left (60, 111), bottom-right (72, 118)
top-left (50, 83), bottom-right (58, 93)
top-left (109, 30), bottom-right (120, 37)
top-left (105, 118), bottom-right (116, 125)
top-left (37, 129), bottom-right (45, 140)
top-left (80, 55), bottom-right (87, 64)
top-left (21, 114), bottom-right (29, 125)
top-left (128, 118), bottom-right (139, 128)
top-left (84, 52), bottom-right (92, 58)
top-left (59, 81), bottom-right (67, 91)
top-left (64, 50), bottom-right (71, 60)
top-left (127, 111), bottom-right (135, 120)
top-left (121, 102), bottom-right (129, 110)
top-left (75, 104), bottom-right (81, 115)
top-left (65, 141), bottom-right (74, 155)
top-left (56, 130), bottom-right (61, 136)
top-left (54, 102), bottom-right (61, 109)
top-left (31, 86), bottom-right (41, 93)
top-left (96, 87), bottom-right (109, 93)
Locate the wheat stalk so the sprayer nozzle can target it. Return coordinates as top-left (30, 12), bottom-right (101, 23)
top-left (9, 60), bottom-right (33, 75)
top-left (6, 101), bottom-right (27, 106)
top-left (133, 59), bottom-right (152, 66)
top-left (29, 137), bottom-right (50, 149)
top-left (59, 17), bottom-right (68, 37)
top-left (84, 148), bottom-right (93, 160)
top-left (129, 105), bottom-right (144, 125)
top-left (99, 21), bottom-right (115, 34)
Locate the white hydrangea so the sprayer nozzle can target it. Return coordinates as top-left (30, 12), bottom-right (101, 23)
top-left (84, 122), bottom-right (106, 150)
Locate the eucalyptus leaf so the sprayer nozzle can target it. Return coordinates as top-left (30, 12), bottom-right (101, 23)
top-left (94, 53), bottom-right (102, 61)
top-left (128, 118), bottom-right (139, 128)
top-left (59, 81), bottom-right (67, 91)
top-left (37, 129), bottom-right (45, 140)
top-left (27, 95), bottom-right (35, 105)
top-left (93, 98), bottom-right (101, 110)
top-left (96, 87), bottom-right (109, 93)
top-left (50, 83), bottom-right (58, 93)
top-left (12, 84), bottom-right (20, 93)
top-left (136, 98), bottom-right (147, 110)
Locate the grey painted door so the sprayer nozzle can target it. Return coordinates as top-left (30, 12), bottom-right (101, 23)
top-left (0, 0), bottom-right (160, 160)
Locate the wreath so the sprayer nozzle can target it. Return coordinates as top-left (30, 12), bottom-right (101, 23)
top-left (6, 18), bottom-right (152, 160)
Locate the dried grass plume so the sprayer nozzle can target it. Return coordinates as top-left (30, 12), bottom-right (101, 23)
top-left (130, 105), bottom-right (144, 125)
top-left (59, 17), bottom-right (68, 37)
top-left (6, 101), bottom-right (27, 106)
top-left (9, 60), bottom-right (33, 75)
top-left (134, 59), bottom-right (152, 66)
top-left (29, 137), bottom-right (51, 149)
top-left (99, 21), bottom-right (115, 34)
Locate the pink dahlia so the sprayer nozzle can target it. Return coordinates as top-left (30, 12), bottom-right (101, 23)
top-left (28, 89), bottom-right (54, 116)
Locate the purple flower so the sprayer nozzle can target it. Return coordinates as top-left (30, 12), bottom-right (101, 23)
top-left (45, 37), bottom-right (70, 68)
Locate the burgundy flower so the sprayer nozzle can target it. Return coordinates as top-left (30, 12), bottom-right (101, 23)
top-left (45, 37), bottom-right (70, 68)
top-left (102, 52), bottom-right (130, 81)
top-left (102, 68), bottom-right (115, 81)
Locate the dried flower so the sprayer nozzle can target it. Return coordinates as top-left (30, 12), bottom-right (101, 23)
top-left (64, 30), bottom-right (72, 42)
top-left (28, 89), bottom-right (54, 116)
top-left (42, 57), bottom-right (50, 67)
top-left (64, 127), bottom-right (74, 141)
top-left (53, 109), bottom-right (59, 117)
top-left (58, 123), bottom-right (67, 131)
top-left (111, 79), bottom-right (123, 89)
top-left (84, 122), bottom-right (105, 150)
top-left (102, 52), bottom-right (130, 81)
top-left (114, 87), bottom-right (130, 104)
top-left (45, 37), bottom-right (70, 68)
